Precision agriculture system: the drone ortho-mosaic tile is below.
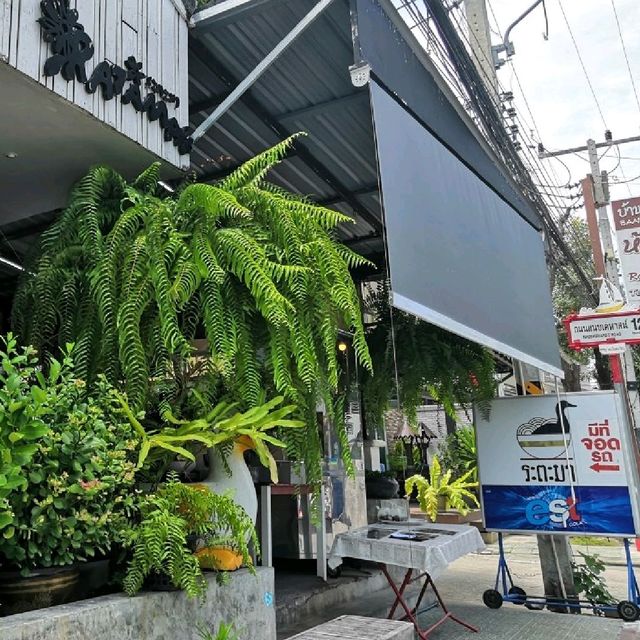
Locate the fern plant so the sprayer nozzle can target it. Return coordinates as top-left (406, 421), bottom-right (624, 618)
top-left (123, 493), bottom-right (206, 598)
top-left (12, 134), bottom-right (372, 488)
top-left (197, 622), bottom-right (239, 640)
top-left (362, 282), bottom-right (495, 429)
top-left (123, 475), bottom-right (256, 597)
top-left (405, 456), bottom-right (478, 522)
top-left (439, 426), bottom-right (478, 481)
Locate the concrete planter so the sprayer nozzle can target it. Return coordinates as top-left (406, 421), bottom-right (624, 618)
top-left (0, 568), bottom-right (275, 640)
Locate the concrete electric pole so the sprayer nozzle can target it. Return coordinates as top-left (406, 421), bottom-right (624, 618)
top-left (463, 0), bottom-right (499, 95)
top-left (540, 134), bottom-right (640, 430)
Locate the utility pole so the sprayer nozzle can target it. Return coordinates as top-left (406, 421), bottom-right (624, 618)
top-left (540, 135), bottom-right (640, 429)
top-left (463, 0), bottom-right (499, 95)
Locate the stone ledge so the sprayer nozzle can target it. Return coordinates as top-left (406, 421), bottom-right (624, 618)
top-left (0, 567), bottom-right (275, 640)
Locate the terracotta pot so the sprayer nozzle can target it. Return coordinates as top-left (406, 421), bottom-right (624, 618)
top-left (0, 566), bottom-right (79, 615)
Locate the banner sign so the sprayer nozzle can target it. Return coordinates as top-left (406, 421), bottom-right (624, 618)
top-left (564, 310), bottom-right (640, 349)
top-left (613, 197), bottom-right (640, 304)
top-left (475, 392), bottom-right (640, 536)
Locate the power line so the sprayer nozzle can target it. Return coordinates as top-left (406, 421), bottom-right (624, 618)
top-left (447, 3), bottom-right (593, 261)
top-left (557, 0), bottom-right (608, 130)
top-left (610, 0), bottom-right (640, 120)
top-left (433, 2), bottom-right (596, 297)
top-left (403, 0), bottom-right (595, 279)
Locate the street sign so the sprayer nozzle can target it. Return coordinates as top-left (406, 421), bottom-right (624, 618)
top-left (475, 392), bottom-right (640, 536)
top-left (612, 197), bottom-right (640, 304)
top-left (564, 309), bottom-right (640, 349)
top-left (599, 343), bottom-right (627, 355)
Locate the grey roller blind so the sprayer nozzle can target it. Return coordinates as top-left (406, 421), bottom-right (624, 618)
top-left (370, 80), bottom-right (562, 377)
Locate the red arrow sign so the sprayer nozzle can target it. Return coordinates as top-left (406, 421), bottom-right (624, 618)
top-left (590, 463), bottom-right (620, 472)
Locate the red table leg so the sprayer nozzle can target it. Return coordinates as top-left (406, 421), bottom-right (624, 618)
top-left (381, 564), bottom-right (429, 640)
top-left (379, 563), bottom-right (478, 639)
top-left (387, 567), bottom-right (413, 620)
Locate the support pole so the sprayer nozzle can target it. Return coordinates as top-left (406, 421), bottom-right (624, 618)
top-left (191, 0), bottom-right (337, 143)
top-left (260, 485), bottom-right (273, 568)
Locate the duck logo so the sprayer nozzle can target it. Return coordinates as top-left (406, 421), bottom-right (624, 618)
top-left (517, 401), bottom-right (576, 459)
top-left (525, 494), bottom-right (581, 528)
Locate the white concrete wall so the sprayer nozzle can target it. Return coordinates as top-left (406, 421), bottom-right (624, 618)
top-left (0, 0), bottom-right (190, 169)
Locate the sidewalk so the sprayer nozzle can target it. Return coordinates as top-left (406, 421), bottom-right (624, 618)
top-left (277, 533), bottom-right (640, 639)
top-left (488, 532), bottom-right (640, 567)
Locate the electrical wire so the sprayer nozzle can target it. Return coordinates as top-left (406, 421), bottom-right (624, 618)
top-left (442, 2), bottom-right (595, 272)
top-left (403, 0), bottom-right (596, 285)
top-left (610, 0), bottom-right (640, 121)
top-left (557, 0), bottom-right (608, 130)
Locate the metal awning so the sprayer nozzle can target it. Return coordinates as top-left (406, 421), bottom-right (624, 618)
top-left (187, 0), bottom-right (561, 375)
top-left (189, 0), bottom-right (384, 258)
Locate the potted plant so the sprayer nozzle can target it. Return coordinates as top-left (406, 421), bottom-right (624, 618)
top-left (0, 343), bottom-right (140, 614)
top-left (119, 393), bottom-right (303, 523)
top-left (122, 476), bottom-right (257, 598)
top-left (404, 456), bottom-right (478, 522)
top-left (439, 426), bottom-right (478, 482)
top-left (365, 470), bottom-right (399, 499)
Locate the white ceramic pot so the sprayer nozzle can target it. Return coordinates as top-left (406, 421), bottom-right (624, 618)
top-left (201, 443), bottom-right (258, 524)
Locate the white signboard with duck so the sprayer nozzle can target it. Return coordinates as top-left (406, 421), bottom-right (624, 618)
top-left (475, 392), bottom-right (640, 536)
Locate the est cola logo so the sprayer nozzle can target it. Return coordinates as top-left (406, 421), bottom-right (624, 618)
top-left (525, 494), bottom-right (581, 528)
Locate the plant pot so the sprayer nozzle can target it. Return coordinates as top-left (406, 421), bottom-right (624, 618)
top-left (145, 570), bottom-right (180, 592)
top-left (76, 558), bottom-right (111, 596)
top-left (200, 445), bottom-right (258, 525)
top-left (195, 546), bottom-right (243, 572)
top-left (437, 495), bottom-right (450, 512)
top-left (0, 566), bottom-right (79, 615)
top-left (365, 476), bottom-right (399, 500)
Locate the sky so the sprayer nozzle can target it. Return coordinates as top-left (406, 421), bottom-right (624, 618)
top-left (487, 0), bottom-right (640, 205)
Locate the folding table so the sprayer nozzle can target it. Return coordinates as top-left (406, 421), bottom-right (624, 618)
top-left (328, 521), bottom-right (485, 639)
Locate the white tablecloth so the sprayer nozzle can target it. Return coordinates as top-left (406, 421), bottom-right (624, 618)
top-left (328, 521), bottom-right (485, 578)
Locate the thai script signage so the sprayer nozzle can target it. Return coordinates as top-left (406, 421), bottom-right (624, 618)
top-left (475, 392), bottom-right (640, 535)
top-left (564, 309), bottom-right (640, 349)
top-left (38, 0), bottom-right (192, 155)
top-left (612, 196), bottom-right (640, 304)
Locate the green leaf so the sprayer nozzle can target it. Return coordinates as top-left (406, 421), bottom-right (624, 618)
top-left (31, 385), bottom-right (48, 404)
top-left (0, 512), bottom-right (13, 529)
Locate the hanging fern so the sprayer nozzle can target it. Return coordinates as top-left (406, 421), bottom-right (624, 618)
top-left (361, 282), bottom-right (495, 430)
top-left (13, 135), bottom-right (372, 488)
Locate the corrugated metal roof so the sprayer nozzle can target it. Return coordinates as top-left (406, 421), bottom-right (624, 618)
top-left (188, 0), bottom-right (383, 255)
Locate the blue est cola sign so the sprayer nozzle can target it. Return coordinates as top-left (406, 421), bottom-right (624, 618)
top-left (475, 392), bottom-right (640, 536)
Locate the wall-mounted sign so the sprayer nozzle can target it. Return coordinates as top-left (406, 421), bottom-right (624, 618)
top-left (38, 0), bottom-right (192, 155)
top-left (613, 197), bottom-right (640, 304)
top-left (564, 310), bottom-right (640, 349)
top-left (475, 392), bottom-right (640, 536)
